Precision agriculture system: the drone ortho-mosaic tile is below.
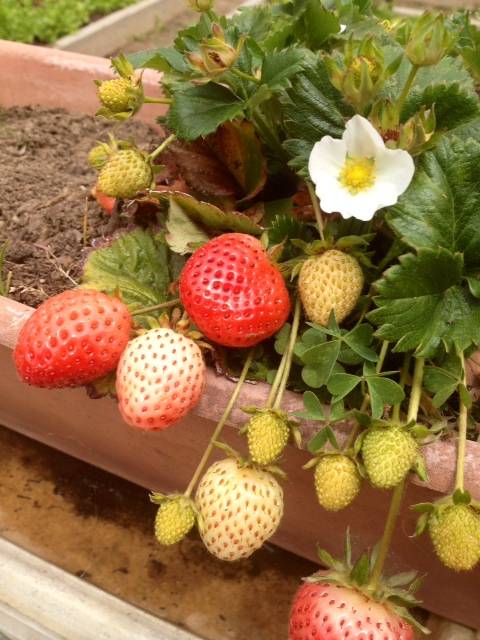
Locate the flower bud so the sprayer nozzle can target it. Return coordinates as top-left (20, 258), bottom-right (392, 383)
top-left (369, 99), bottom-right (400, 146)
top-left (188, 24), bottom-right (242, 77)
top-left (399, 106), bottom-right (436, 154)
top-left (406, 12), bottom-right (454, 67)
top-left (188, 0), bottom-right (214, 11)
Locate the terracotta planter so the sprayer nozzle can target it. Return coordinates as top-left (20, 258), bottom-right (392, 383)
top-left (1, 40), bottom-right (479, 629)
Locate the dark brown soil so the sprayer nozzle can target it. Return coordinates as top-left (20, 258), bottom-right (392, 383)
top-left (0, 106), bottom-right (160, 307)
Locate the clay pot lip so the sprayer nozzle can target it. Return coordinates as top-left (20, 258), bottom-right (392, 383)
top-left (0, 41), bottom-right (479, 502)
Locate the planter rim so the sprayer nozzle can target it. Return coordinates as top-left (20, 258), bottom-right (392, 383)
top-left (1, 294), bottom-right (479, 501)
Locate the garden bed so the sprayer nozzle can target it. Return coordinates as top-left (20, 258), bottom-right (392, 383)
top-left (0, 39), bottom-right (480, 630)
top-left (0, 106), bottom-right (159, 307)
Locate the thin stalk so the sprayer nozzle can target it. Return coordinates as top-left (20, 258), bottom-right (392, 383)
top-left (454, 352), bottom-right (468, 493)
top-left (368, 357), bottom-right (424, 591)
top-left (144, 96), bottom-right (173, 105)
top-left (266, 347), bottom-right (289, 409)
top-left (273, 298), bottom-right (302, 410)
top-left (392, 353), bottom-right (411, 422)
top-left (232, 68), bottom-right (260, 83)
top-left (368, 480), bottom-right (405, 591)
top-left (343, 341), bottom-right (389, 450)
top-left (306, 182), bottom-right (325, 242)
top-left (184, 350), bottom-right (254, 497)
top-left (150, 134), bottom-right (176, 161)
top-left (397, 64), bottom-right (419, 116)
top-left (131, 299), bottom-right (180, 316)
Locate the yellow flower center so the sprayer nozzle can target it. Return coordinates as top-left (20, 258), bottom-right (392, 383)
top-left (338, 156), bottom-right (376, 195)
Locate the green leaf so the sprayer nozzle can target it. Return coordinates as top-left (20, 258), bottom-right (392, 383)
top-left (366, 376), bottom-right (405, 419)
top-left (424, 354), bottom-right (462, 407)
top-left (168, 84), bottom-right (245, 141)
top-left (261, 48), bottom-right (308, 91)
top-left (402, 82), bottom-right (479, 131)
top-left (282, 57), bottom-right (352, 175)
top-left (301, 340), bottom-right (341, 387)
top-left (387, 137), bottom-right (480, 270)
top-left (81, 228), bottom-right (171, 319)
top-left (274, 323), bottom-right (291, 355)
top-left (369, 248), bottom-right (480, 356)
top-left (466, 275), bottom-right (480, 299)
top-left (165, 197), bottom-right (209, 255)
top-left (301, 391), bottom-right (326, 420)
top-left (156, 192), bottom-right (262, 235)
top-left (307, 428), bottom-right (329, 453)
top-left (343, 324), bottom-right (378, 362)
top-left (128, 47), bottom-right (190, 73)
top-left (327, 373), bottom-right (361, 401)
top-left (303, 0), bottom-right (341, 49)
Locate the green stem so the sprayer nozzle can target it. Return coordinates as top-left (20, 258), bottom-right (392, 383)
top-left (184, 350), bottom-right (254, 498)
top-left (266, 347), bottom-right (289, 409)
top-left (392, 353), bottom-right (411, 422)
top-left (306, 182), bottom-right (325, 242)
top-left (397, 64), bottom-right (419, 116)
top-left (368, 356), bottom-right (424, 591)
top-left (144, 96), bottom-right (173, 105)
top-left (343, 341), bottom-right (389, 451)
top-left (251, 108), bottom-right (284, 156)
top-left (273, 298), bottom-right (302, 410)
top-left (232, 68), bottom-right (260, 83)
top-left (131, 298), bottom-right (180, 316)
top-left (150, 134), bottom-right (176, 160)
top-left (369, 480), bottom-right (405, 592)
top-left (454, 352), bottom-right (468, 493)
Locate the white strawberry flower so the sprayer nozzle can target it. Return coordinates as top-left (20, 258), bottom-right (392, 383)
top-left (308, 115), bottom-right (415, 221)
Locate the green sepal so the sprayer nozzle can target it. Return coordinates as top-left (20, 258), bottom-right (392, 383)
top-left (453, 488), bottom-right (472, 505)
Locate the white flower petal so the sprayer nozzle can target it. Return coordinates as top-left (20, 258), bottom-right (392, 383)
top-left (308, 137), bottom-right (346, 181)
top-left (340, 23), bottom-right (347, 33)
top-left (343, 115), bottom-right (385, 158)
top-left (375, 148), bottom-right (415, 196)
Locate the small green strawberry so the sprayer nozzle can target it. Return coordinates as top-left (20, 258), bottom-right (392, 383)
top-left (95, 54), bottom-right (144, 120)
top-left (88, 143), bottom-right (111, 169)
top-left (151, 494), bottom-right (196, 546)
top-left (97, 149), bottom-right (153, 199)
top-left (429, 504), bottom-right (480, 571)
top-left (298, 249), bottom-right (364, 326)
top-left (245, 410), bottom-right (290, 466)
top-left (361, 426), bottom-right (418, 489)
top-left (314, 454), bottom-right (361, 511)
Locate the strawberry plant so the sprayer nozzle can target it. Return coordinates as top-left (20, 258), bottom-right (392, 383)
top-left (10, 0), bottom-right (480, 634)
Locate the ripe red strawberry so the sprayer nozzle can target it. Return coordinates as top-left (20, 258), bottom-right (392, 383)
top-left (289, 582), bottom-right (414, 640)
top-left (92, 186), bottom-right (116, 216)
top-left (14, 289), bottom-right (132, 388)
top-left (179, 233), bottom-right (291, 347)
top-left (116, 327), bottom-right (205, 430)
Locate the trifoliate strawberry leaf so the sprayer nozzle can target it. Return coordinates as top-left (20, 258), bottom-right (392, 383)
top-left (424, 353), bottom-right (463, 407)
top-left (165, 197), bottom-right (209, 255)
top-left (168, 84), bottom-right (245, 141)
top-left (327, 373), bottom-right (361, 401)
top-left (365, 376), bottom-right (405, 419)
top-left (402, 82), bottom-right (479, 131)
top-left (296, 391), bottom-right (326, 421)
top-left (369, 248), bottom-right (480, 356)
top-left (81, 228), bottom-right (172, 319)
top-left (301, 0), bottom-right (341, 49)
top-left (261, 48), bottom-right (308, 91)
top-left (387, 137), bottom-right (480, 269)
top-left (282, 57), bottom-right (353, 175)
top-left (154, 192), bottom-right (262, 235)
top-left (128, 47), bottom-right (190, 73)
top-left (301, 340), bottom-right (341, 388)
top-left (342, 324), bottom-right (378, 363)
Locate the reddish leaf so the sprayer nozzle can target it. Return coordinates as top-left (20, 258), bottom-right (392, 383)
top-left (207, 120), bottom-right (267, 202)
top-left (166, 119), bottom-right (267, 204)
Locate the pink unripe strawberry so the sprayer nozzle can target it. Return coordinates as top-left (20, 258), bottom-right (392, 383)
top-left (116, 328), bottom-right (205, 430)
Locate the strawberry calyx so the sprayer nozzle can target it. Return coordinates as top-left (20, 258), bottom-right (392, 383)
top-left (306, 531), bottom-right (429, 634)
top-left (411, 489), bottom-right (480, 536)
top-left (212, 441), bottom-right (287, 479)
